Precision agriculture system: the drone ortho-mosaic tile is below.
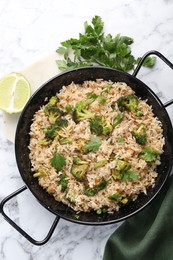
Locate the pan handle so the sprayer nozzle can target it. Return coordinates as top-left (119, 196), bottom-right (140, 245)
top-left (132, 50), bottom-right (173, 108)
top-left (0, 185), bottom-right (60, 246)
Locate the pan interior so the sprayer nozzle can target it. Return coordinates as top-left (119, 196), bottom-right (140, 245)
top-left (15, 67), bottom-right (173, 225)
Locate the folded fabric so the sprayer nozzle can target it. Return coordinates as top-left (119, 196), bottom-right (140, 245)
top-left (103, 174), bottom-right (173, 260)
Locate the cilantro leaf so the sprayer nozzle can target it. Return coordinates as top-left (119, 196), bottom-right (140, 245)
top-left (84, 178), bottom-right (108, 196)
top-left (92, 15), bottom-right (104, 35)
top-left (136, 56), bottom-right (156, 68)
top-left (50, 152), bottom-right (66, 172)
top-left (59, 173), bottom-right (69, 191)
top-left (121, 170), bottom-right (139, 181)
top-left (142, 56), bottom-right (157, 68)
top-left (56, 15), bottom-right (156, 72)
top-left (84, 136), bottom-right (102, 152)
top-left (56, 60), bottom-right (68, 71)
top-left (139, 146), bottom-right (161, 162)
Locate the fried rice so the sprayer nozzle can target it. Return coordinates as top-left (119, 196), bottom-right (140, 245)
top-left (29, 80), bottom-right (164, 213)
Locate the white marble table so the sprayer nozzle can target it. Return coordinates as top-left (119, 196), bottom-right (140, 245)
top-left (0, 0), bottom-right (173, 259)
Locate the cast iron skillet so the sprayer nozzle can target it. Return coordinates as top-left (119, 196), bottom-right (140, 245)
top-left (1, 50), bottom-right (173, 245)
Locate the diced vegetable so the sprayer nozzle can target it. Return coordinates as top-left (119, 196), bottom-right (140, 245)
top-left (65, 104), bottom-right (73, 112)
top-left (44, 118), bottom-right (68, 140)
top-left (44, 106), bottom-right (65, 124)
top-left (71, 157), bottom-right (89, 181)
top-left (96, 208), bottom-right (107, 214)
top-left (33, 168), bottom-right (47, 178)
top-left (47, 96), bottom-right (58, 107)
top-left (93, 159), bottom-right (107, 169)
top-left (59, 137), bottom-right (73, 145)
top-left (108, 193), bottom-right (122, 201)
top-left (132, 124), bottom-right (147, 145)
top-left (113, 112), bottom-right (124, 127)
top-left (72, 98), bottom-right (95, 123)
top-left (90, 116), bottom-right (113, 136)
top-left (111, 159), bottom-right (139, 182)
top-left (117, 95), bottom-right (139, 113)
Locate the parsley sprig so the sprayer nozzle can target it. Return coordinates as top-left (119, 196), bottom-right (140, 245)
top-left (56, 15), bottom-right (156, 72)
top-left (83, 136), bottom-right (102, 152)
top-left (50, 152), bottom-right (66, 172)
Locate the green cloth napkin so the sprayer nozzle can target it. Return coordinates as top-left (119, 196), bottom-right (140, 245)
top-left (103, 174), bottom-right (173, 260)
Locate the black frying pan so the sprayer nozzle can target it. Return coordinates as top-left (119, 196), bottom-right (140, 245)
top-left (1, 50), bottom-right (173, 245)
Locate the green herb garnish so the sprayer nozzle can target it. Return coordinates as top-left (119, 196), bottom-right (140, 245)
top-left (50, 152), bottom-right (66, 172)
top-left (139, 146), bottom-right (161, 162)
top-left (59, 173), bottom-right (69, 191)
top-left (137, 56), bottom-right (157, 68)
top-left (56, 15), bottom-right (156, 72)
top-left (84, 178), bottom-right (108, 196)
top-left (96, 208), bottom-right (107, 214)
top-left (84, 136), bottom-right (102, 152)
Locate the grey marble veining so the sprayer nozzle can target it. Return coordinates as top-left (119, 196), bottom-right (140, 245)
top-left (0, 0), bottom-right (173, 259)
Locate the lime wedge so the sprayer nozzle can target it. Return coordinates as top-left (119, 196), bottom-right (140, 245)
top-left (0, 72), bottom-right (31, 114)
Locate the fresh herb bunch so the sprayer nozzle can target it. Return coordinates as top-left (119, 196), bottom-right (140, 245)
top-left (56, 15), bottom-right (156, 72)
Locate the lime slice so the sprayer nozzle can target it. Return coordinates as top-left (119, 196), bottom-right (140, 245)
top-left (0, 72), bottom-right (31, 114)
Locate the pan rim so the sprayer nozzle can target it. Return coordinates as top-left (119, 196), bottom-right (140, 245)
top-left (15, 66), bottom-right (173, 225)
